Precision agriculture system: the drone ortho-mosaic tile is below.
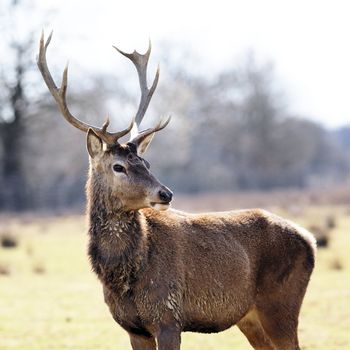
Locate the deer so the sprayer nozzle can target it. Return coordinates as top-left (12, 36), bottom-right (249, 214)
top-left (37, 31), bottom-right (316, 350)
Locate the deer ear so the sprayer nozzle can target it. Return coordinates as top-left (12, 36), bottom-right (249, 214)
top-left (87, 129), bottom-right (103, 158)
top-left (136, 132), bottom-right (155, 156)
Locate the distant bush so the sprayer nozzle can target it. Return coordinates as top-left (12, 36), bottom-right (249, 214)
top-left (325, 215), bottom-right (336, 230)
top-left (0, 231), bottom-right (18, 248)
top-left (309, 225), bottom-right (329, 248)
top-left (329, 257), bottom-right (343, 271)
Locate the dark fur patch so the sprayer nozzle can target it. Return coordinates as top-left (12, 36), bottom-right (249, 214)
top-left (293, 233), bottom-right (315, 271)
top-left (183, 322), bottom-right (231, 333)
top-left (256, 221), bottom-right (315, 288)
top-left (126, 142), bottom-right (138, 154)
top-left (127, 326), bottom-right (152, 337)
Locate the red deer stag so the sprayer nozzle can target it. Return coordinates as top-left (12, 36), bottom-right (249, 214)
top-left (37, 32), bottom-right (316, 350)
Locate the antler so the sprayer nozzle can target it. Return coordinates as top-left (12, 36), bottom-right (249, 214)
top-left (130, 116), bottom-right (171, 147)
top-left (37, 31), bottom-right (133, 145)
top-left (113, 41), bottom-right (170, 146)
top-left (113, 41), bottom-right (159, 127)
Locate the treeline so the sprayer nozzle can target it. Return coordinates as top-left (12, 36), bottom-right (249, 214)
top-left (148, 56), bottom-right (350, 193)
top-left (1, 37), bottom-right (350, 211)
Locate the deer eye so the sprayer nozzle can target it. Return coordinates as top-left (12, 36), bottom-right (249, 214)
top-left (113, 164), bottom-right (125, 173)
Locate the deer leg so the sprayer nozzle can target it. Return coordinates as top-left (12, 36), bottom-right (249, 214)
top-left (237, 308), bottom-right (275, 350)
top-left (129, 332), bottom-right (157, 350)
top-left (256, 303), bottom-right (300, 350)
top-left (255, 245), bottom-right (312, 350)
top-left (156, 326), bottom-right (181, 350)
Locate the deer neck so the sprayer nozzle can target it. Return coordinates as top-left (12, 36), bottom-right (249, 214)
top-left (86, 174), bottom-right (148, 294)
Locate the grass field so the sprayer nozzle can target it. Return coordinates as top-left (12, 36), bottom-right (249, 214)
top-left (1, 204), bottom-right (350, 349)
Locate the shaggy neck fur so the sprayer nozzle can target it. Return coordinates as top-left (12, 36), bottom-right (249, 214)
top-left (86, 171), bottom-right (148, 295)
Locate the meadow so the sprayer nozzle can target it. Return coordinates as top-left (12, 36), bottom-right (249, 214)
top-left (1, 199), bottom-right (349, 349)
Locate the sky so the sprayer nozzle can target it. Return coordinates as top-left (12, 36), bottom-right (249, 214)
top-left (10, 0), bottom-right (350, 128)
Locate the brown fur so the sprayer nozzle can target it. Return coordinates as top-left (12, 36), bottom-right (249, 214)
top-left (86, 143), bottom-right (316, 350)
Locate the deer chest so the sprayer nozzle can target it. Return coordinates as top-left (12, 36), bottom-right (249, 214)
top-left (103, 285), bottom-right (150, 335)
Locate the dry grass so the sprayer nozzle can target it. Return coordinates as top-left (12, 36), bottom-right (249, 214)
top-left (0, 203), bottom-right (350, 349)
top-left (173, 185), bottom-right (350, 212)
top-left (0, 262), bottom-right (11, 275)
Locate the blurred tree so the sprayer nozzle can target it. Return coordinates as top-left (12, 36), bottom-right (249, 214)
top-left (0, 1), bottom-right (34, 210)
top-left (23, 74), bottom-right (117, 210)
top-left (150, 50), bottom-right (350, 193)
top-left (0, 0), bottom-right (114, 211)
top-left (213, 54), bottom-right (288, 189)
top-left (334, 126), bottom-right (350, 152)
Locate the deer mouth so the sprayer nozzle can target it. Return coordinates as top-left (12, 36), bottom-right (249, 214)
top-left (150, 202), bottom-right (171, 211)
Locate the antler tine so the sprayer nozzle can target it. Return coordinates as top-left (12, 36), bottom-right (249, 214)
top-left (37, 31), bottom-right (133, 145)
top-left (38, 31), bottom-right (90, 133)
top-left (130, 116), bottom-right (171, 146)
top-left (113, 40), bottom-right (160, 126)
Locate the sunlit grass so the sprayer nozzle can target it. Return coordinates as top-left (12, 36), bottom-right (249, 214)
top-left (1, 206), bottom-right (349, 349)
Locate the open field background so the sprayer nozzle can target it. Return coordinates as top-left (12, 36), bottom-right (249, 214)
top-left (1, 194), bottom-right (350, 350)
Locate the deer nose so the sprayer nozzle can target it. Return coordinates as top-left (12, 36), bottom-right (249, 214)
top-left (158, 189), bottom-right (173, 203)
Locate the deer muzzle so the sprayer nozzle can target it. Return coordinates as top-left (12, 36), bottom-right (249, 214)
top-left (150, 186), bottom-right (173, 210)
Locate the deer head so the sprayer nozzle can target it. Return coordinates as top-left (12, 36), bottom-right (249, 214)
top-left (37, 32), bottom-right (173, 211)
